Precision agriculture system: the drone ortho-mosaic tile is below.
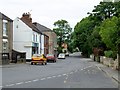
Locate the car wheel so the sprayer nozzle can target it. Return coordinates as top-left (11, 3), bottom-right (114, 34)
top-left (45, 62), bottom-right (47, 65)
top-left (42, 63), bottom-right (44, 65)
top-left (31, 62), bottom-right (33, 65)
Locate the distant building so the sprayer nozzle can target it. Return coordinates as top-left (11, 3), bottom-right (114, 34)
top-left (0, 12), bottom-right (13, 64)
top-left (13, 13), bottom-right (49, 60)
top-left (62, 43), bottom-right (68, 53)
top-left (33, 22), bottom-right (57, 55)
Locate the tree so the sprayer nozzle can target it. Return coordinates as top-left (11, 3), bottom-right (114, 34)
top-left (99, 16), bottom-right (119, 51)
top-left (74, 16), bottom-right (96, 57)
top-left (53, 20), bottom-right (72, 47)
top-left (89, 2), bottom-right (115, 21)
top-left (99, 16), bottom-right (120, 68)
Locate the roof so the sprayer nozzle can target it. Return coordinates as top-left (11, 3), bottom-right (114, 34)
top-left (20, 18), bottom-right (49, 37)
top-left (0, 12), bottom-right (13, 22)
top-left (20, 18), bottom-right (42, 34)
top-left (33, 22), bottom-right (53, 32)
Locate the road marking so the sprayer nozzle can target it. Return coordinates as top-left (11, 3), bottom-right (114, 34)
top-left (52, 76), bottom-right (56, 78)
top-left (63, 74), bottom-right (67, 76)
top-left (57, 75), bottom-right (62, 77)
top-left (41, 78), bottom-right (46, 80)
top-left (16, 82), bottom-right (24, 85)
top-left (25, 81), bottom-right (32, 83)
top-left (74, 70), bottom-right (77, 73)
top-left (65, 75), bottom-right (68, 80)
top-left (6, 84), bottom-right (15, 87)
top-left (69, 72), bottom-right (73, 74)
top-left (33, 79), bottom-right (39, 82)
top-left (64, 81), bottom-right (67, 83)
top-left (81, 69), bottom-right (83, 70)
top-left (47, 77), bottom-right (52, 79)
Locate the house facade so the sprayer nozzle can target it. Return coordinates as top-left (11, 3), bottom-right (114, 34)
top-left (0, 12), bottom-right (13, 64)
top-left (13, 13), bottom-right (46, 60)
top-left (33, 22), bottom-right (57, 55)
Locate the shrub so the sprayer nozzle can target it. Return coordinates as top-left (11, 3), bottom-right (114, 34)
top-left (104, 50), bottom-right (113, 58)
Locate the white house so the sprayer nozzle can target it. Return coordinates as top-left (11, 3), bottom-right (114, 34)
top-left (13, 13), bottom-right (44, 60)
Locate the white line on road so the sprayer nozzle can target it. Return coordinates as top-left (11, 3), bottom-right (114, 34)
top-left (64, 80), bottom-right (67, 83)
top-left (47, 77), bottom-right (52, 79)
top-left (69, 72), bottom-right (73, 74)
top-left (32, 79), bottom-right (39, 82)
top-left (81, 69), bottom-right (83, 70)
top-left (16, 82), bottom-right (24, 85)
top-left (52, 76), bottom-right (56, 78)
top-left (65, 76), bottom-right (68, 80)
top-left (25, 81), bottom-right (32, 83)
top-left (75, 70), bottom-right (78, 72)
top-left (57, 75), bottom-right (62, 77)
top-left (63, 74), bottom-right (67, 76)
top-left (41, 78), bottom-right (46, 80)
top-left (6, 84), bottom-right (15, 87)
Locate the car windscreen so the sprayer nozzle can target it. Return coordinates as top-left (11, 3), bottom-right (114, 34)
top-left (46, 54), bottom-right (54, 57)
top-left (33, 54), bottom-right (42, 57)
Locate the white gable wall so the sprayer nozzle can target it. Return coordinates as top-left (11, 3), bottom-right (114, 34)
top-left (13, 17), bottom-right (33, 59)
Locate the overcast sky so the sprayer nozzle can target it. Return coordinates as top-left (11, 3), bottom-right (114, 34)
top-left (0, 0), bottom-right (102, 29)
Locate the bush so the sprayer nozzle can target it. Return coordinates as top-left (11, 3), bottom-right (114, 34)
top-left (104, 50), bottom-right (117, 60)
top-left (104, 50), bottom-right (113, 58)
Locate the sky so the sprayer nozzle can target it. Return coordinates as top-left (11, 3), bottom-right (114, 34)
top-left (0, 0), bottom-right (102, 29)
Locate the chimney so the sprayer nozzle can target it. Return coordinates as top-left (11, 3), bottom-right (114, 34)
top-left (21, 12), bottom-right (32, 23)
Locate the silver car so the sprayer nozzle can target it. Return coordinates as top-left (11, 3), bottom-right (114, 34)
top-left (58, 53), bottom-right (65, 59)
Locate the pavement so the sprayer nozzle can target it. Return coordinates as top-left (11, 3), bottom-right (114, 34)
top-left (0, 63), bottom-right (27, 68)
top-left (95, 62), bottom-right (119, 84)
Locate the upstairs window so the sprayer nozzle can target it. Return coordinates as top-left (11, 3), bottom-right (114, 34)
top-left (3, 20), bottom-right (8, 37)
top-left (36, 34), bottom-right (37, 42)
top-left (33, 33), bottom-right (35, 42)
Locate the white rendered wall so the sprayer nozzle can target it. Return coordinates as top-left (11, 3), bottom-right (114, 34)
top-left (41, 34), bottom-right (44, 54)
top-left (13, 17), bottom-right (33, 59)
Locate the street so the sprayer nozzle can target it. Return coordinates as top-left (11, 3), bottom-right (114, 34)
top-left (2, 55), bottom-right (118, 88)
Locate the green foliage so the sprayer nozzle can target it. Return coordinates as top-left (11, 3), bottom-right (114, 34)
top-left (57, 47), bottom-right (63, 54)
top-left (104, 50), bottom-right (113, 58)
top-left (73, 1), bottom-right (120, 58)
top-left (73, 16), bottom-right (96, 57)
top-left (99, 16), bottom-right (119, 51)
top-left (53, 19), bottom-right (72, 47)
top-left (104, 50), bottom-right (117, 60)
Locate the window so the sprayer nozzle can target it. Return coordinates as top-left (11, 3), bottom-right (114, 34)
top-left (33, 34), bottom-right (35, 42)
top-left (3, 20), bottom-right (8, 36)
top-left (16, 25), bottom-right (18, 28)
top-left (2, 39), bottom-right (8, 52)
top-left (36, 35), bottom-right (37, 42)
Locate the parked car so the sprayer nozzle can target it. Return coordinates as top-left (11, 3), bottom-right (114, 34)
top-left (58, 53), bottom-right (65, 59)
top-left (65, 52), bottom-right (69, 56)
top-left (31, 54), bottom-right (47, 65)
top-left (46, 54), bottom-right (56, 62)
